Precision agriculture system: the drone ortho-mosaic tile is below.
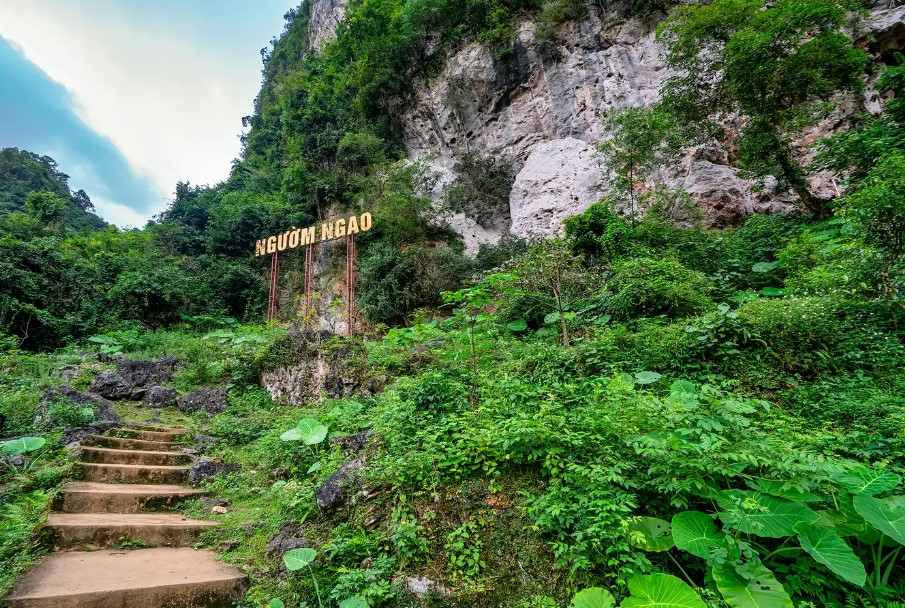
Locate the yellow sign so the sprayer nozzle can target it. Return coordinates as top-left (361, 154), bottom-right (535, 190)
top-left (255, 212), bottom-right (372, 257)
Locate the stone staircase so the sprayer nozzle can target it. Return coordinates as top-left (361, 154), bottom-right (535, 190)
top-left (5, 424), bottom-right (247, 608)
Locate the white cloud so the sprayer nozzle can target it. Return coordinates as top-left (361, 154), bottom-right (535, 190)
top-left (0, 0), bottom-right (292, 224)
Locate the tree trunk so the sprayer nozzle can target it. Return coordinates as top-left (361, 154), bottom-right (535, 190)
top-left (554, 289), bottom-right (569, 346)
top-left (775, 146), bottom-right (826, 218)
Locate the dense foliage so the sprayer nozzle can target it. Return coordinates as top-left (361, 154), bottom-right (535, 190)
top-left (1, 1), bottom-right (904, 606)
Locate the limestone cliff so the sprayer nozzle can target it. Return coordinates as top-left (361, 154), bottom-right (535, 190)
top-left (305, 0), bottom-right (905, 252)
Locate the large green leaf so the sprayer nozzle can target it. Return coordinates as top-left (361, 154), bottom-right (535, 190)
top-left (833, 468), bottom-right (902, 497)
top-left (795, 523), bottom-right (866, 586)
top-left (621, 573), bottom-right (706, 608)
top-left (268, 600), bottom-right (285, 608)
top-left (279, 428), bottom-right (303, 442)
top-left (853, 495), bottom-right (905, 546)
top-left (634, 371), bottom-right (662, 385)
top-left (712, 563), bottom-right (792, 608)
top-left (283, 547), bottom-right (317, 571)
top-left (672, 511), bottom-right (725, 559)
top-left (747, 480), bottom-right (821, 502)
top-left (339, 597), bottom-right (369, 608)
top-left (296, 418), bottom-right (329, 445)
top-left (717, 490), bottom-right (820, 538)
top-left (1, 436), bottom-right (46, 455)
top-left (571, 587), bottom-right (616, 608)
top-left (628, 517), bottom-right (675, 552)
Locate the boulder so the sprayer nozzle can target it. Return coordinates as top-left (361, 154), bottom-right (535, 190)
top-left (177, 388), bottom-right (227, 414)
top-left (316, 457), bottom-right (365, 511)
top-left (682, 160), bottom-right (755, 228)
top-left (145, 386), bottom-right (178, 408)
top-left (116, 357), bottom-right (179, 390)
top-left (266, 520), bottom-right (310, 559)
top-left (38, 387), bottom-right (120, 425)
top-left (88, 371), bottom-right (134, 400)
top-left (60, 422), bottom-right (119, 447)
top-left (188, 457), bottom-right (241, 486)
top-left (329, 430), bottom-right (373, 456)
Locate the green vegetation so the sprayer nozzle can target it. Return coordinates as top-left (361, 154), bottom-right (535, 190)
top-left (2, 0), bottom-right (905, 606)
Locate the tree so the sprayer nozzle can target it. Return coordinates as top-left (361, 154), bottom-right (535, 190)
top-left (24, 191), bottom-right (67, 229)
top-left (657, 0), bottom-right (869, 216)
top-left (598, 106), bottom-right (681, 225)
top-left (837, 152), bottom-right (905, 300)
top-left (503, 239), bottom-right (587, 345)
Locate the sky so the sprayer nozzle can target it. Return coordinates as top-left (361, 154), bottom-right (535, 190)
top-left (0, 0), bottom-right (299, 227)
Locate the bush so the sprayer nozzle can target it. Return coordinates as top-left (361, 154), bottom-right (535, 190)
top-left (605, 258), bottom-right (714, 320)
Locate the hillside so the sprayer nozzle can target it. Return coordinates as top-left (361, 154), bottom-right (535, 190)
top-left (0, 148), bottom-right (106, 232)
top-left (1, 0), bottom-right (905, 607)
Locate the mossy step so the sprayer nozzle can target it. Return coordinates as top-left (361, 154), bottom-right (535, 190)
top-left (86, 435), bottom-right (180, 451)
top-left (108, 428), bottom-right (186, 442)
top-left (5, 548), bottom-right (247, 607)
top-left (80, 446), bottom-right (192, 467)
top-left (47, 513), bottom-right (217, 550)
top-left (58, 481), bottom-right (204, 514)
top-left (79, 463), bottom-right (190, 485)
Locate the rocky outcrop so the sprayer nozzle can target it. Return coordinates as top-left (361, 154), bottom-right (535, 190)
top-left (316, 456), bottom-right (365, 511)
top-left (308, 0), bottom-right (349, 50)
top-left (145, 386), bottom-right (178, 408)
top-left (309, 2), bottom-right (902, 241)
top-left (188, 457), bottom-right (242, 486)
top-left (509, 137), bottom-right (607, 238)
top-left (88, 357), bottom-right (179, 401)
top-left (177, 388), bottom-right (228, 414)
top-left (261, 331), bottom-right (380, 407)
top-left (88, 371), bottom-right (134, 400)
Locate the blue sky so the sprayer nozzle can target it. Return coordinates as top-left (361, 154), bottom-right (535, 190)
top-left (0, 0), bottom-right (299, 226)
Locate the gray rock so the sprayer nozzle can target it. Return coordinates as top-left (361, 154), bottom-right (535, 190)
top-left (509, 137), bottom-right (607, 239)
top-left (188, 457), bottom-right (241, 486)
top-left (145, 386), bottom-right (178, 408)
top-left (683, 160), bottom-right (754, 228)
top-left (195, 434), bottom-right (219, 451)
top-left (404, 576), bottom-right (449, 597)
top-left (88, 371), bottom-right (134, 400)
top-left (5, 454), bottom-right (24, 469)
top-left (116, 357), bottom-right (179, 390)
top-left (59, 422), bottom-right (118, 446)
top-left (201, 496), bottom-right (230, 508)
top-left (308, 0), bottom-right (349, 49)
top-left (37, 387), bottom-right (121, 446)
top-left (266, 520), bottom-right (309, 559)
top-left (316, 457), bottom-right (365, 511)
top-left (177, 388), bottom-right (227, 414)
top-left (329, 430), bottom-right (373, 456)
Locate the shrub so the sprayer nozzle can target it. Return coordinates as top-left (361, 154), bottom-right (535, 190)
top-left (605, 258), bottom-right (714, 320)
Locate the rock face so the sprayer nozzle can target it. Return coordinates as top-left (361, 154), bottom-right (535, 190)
top-left (261, 331), bottom-right (378, 407)
top-left (88, 357), bottom-right (179, 401)
top-left (89, 371), bottom-right (134, 400)
top-left (302, 2), bottom-right (901, 241)
top-left (177, 388), bottom-right (228, 414)
top-left (509, 138), bottom-right (607, 238)
top-left (308, 0), bottom-right (349, 49)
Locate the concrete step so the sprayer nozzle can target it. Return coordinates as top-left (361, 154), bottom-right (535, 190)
top-left (123, 423), bottom-right (187, 433)
top-left (80, 446), bottom-right (192, 467)
top-left (80, 463), bottom-right (190, 485)
top-left (47, 513), bottom-right (217, 549)
top-left (5, 548), bottom-right (248, 607)
top-left (58, 482), bottom-right (204, 514)
top-left (109, 428), bottom-right (186, 442)
top-left (86, 435), bottom-right (180, 451)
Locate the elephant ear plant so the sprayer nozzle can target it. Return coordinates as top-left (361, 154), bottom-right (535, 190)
top-left (280, 418), bottom-right (329, 473)
top-left (1, 436), bottom-right (46, 473)
top-left (276, 547), bottom-right (367, 608)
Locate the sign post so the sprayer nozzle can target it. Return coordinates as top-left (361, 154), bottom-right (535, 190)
top-left (256, 212), bottom-right (371, 335)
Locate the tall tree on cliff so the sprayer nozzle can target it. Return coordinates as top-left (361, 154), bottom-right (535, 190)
top-left (656, 0), bottom-right (869, 216)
